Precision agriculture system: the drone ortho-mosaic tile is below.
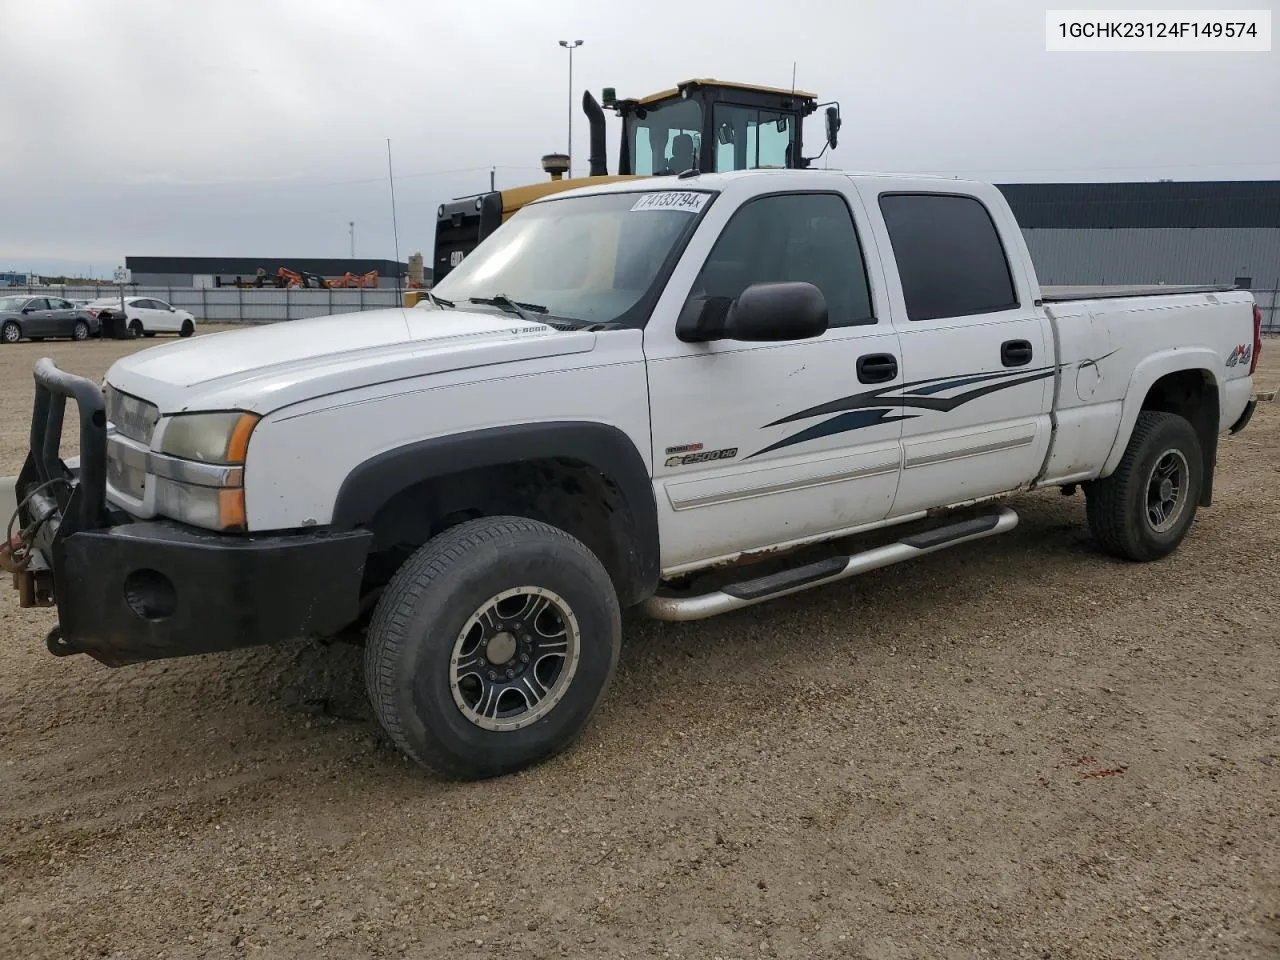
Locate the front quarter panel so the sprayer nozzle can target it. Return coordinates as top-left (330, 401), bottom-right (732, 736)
top-left (242, 331), bottom-right (651, 531)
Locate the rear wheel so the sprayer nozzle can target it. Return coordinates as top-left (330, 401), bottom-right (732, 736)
top-left (72, 320), bottom-right (89, 341)
top-left (364, 516), bottom-right (621, 780)
top-left (1085, 411), bottom-right (1203, 561)
top-left (128, 319), bottom-right (143, 338)
top-left (1, 321), bottom-right (20, 344)
top-left (179, 319), bottom-right (194, 337)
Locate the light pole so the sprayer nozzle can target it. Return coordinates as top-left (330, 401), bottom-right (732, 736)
top-left (558, 39), bottom-right (583, 178)
top-left (348, 221), bottom-right (355, 258)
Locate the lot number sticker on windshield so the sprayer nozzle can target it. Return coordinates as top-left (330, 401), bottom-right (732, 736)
top-left (631, 192), bottom-right (710, 214)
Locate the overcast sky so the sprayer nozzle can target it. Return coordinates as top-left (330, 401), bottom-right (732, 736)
top-left (2, 0), bottom-right (1277, 277)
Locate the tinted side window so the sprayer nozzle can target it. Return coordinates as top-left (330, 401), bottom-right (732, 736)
top-left (26, 298), bottom-right (49, 310)
top-left (49, 298), bottom-right (72, 309)
top-left (686, 192), bottom-right (874, 329)
top-left (133, 299), bottom-right (154, 309)
top-left (878, 193), bottom-right (1018, 322)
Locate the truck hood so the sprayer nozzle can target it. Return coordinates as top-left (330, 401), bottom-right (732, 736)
top-left (104, 306), bottom-right (595, 414)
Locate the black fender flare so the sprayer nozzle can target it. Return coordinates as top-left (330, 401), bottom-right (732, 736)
top-left (329, 421), bottom-right (660, 604)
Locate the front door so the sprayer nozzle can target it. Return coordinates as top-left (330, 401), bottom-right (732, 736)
top-left (861, 187), bottom-right (1054, 516)
top-left (23, 298), bottom-right (55, 336)
top-left (149, 299), bottom-right (179, 331)
top-left (644, 179), bottom-right (905, 574)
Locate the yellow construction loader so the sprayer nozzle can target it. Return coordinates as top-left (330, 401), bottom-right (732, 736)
top-left (417, 78), bottom-right (841, 298)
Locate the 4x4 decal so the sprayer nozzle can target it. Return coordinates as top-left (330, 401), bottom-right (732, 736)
top-left (1226, 343), bottom-right (1253, 368)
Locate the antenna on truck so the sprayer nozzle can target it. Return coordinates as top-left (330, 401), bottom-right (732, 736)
top-left (387, 138), bottom-right (402, 297)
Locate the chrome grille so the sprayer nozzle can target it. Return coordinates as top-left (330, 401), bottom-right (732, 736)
top-left (105, 385), bottom-right (159, 444)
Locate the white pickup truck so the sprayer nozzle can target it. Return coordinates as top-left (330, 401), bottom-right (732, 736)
top-left (7, 169), bottom-right (1262, 780)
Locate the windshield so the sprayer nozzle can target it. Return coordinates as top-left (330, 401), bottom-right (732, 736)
top-left (630, 97), bottom-right (703, 176)
top-left (431, 190), bottom-right (713, 328)
top-left (0, 296), bottom-right (29, 312)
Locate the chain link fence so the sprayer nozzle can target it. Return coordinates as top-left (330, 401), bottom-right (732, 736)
top-left (2, 284), bottom-right (414, 323)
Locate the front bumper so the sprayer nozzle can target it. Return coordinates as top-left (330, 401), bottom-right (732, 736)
top-left (10, 359), bottom-right (372, 667)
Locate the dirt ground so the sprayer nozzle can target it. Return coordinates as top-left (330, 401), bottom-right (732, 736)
top-left (1, 330), bottom-right (1277, 960)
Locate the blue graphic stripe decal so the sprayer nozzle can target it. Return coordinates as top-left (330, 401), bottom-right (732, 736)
top-left (748, 410), bottom-right (916, 459)
top-left (746, 365), bottom-right (1057, 461)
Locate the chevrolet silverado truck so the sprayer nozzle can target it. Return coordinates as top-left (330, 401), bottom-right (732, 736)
top-left (5, 169), bottom-right (1262, 780)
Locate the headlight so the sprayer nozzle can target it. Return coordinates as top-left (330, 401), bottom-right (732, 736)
top-left (151, 411), bottom-right (259, 532)
top-left (159, 411), bottom-right (258, 464)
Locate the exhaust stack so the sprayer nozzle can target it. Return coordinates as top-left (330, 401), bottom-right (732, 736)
top-left (582, 90), bottom-right (608, 176)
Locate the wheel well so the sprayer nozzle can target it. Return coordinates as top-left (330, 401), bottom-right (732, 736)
top-left (1140, 369), bottom-right (1218, 507)
top-left (361, 457), bottom-right (650, 606)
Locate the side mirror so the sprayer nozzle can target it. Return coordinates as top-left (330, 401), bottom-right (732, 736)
top-left (21, 306), bottom-right (33, 314)
top-left (825, 106), bottom-right (841, 150)
top-left (676, 281), bottom-right (828, 343)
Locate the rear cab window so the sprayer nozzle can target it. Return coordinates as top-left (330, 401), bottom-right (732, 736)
top-left (878, 192), bottom-right (1019, 322)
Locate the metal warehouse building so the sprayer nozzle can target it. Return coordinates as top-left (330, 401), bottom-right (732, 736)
top-left (124, 257), bottom-right (415, 289)
top-left (996, 180), bottom-right (1280, 329)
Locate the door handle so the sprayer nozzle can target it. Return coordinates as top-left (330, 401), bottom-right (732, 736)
top-left (856, 353), bottom-right (898, 384)
top-left (1001, 339), bottom-right (1033, 367)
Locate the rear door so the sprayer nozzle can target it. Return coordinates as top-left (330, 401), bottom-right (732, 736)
top-left (643, 177), bottom-right (905, 573)
top-left (45, 297), bottom-right (77, 335)
top-left (130, 298), bottom-right (157, 330)
top-left (856, 183), bottom-right (1053, 516)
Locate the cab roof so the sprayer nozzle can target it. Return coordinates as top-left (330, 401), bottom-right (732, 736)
top-left (636, 78), bottom-right (818, 106)
top-left (530, 168), bottom-right (980, 204)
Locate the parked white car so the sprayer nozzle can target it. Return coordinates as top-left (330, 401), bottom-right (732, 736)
top-left (84, 297), bottom-right (196, 338)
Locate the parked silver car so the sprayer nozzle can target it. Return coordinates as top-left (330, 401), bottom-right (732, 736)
top-left (0, 295), bottom-right (98, 344)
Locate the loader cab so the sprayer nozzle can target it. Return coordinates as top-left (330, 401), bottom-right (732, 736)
top-left (611, 79), bottom-right (829, 176)
top-left (429, 78), bottom-right (841, 284)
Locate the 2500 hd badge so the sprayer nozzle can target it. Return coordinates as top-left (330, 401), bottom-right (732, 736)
top-left (665, 446), bottom-right (738, 467)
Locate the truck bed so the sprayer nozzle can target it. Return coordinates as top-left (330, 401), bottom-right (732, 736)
top-left (1040, 283), bottom-right (1238, 303)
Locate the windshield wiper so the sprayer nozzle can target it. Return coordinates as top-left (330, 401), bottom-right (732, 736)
top-left (425, 291), bottom-right (455, 309)
top-left (466, 294), bottom-right (546, 324)
top-left (464, 295), bottom-right (614, 332)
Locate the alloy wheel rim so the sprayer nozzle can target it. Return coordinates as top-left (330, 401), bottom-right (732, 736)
top-left (1145, 449), bottom-right (1189, 533)
top-left (449, 586), bottom-right (581, 732)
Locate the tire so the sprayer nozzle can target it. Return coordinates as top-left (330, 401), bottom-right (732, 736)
top-left (1, 320), bottom-right (20, 344)
top-left (365, 516), bottom-right (621, 780)
top-left (128, 319), bottom-right (143, 338)
top-left (72, 320), bottom-right (89, 341)
top-left (179, 319), bottom-right (194, 338)
top-left (1085, 411), bottom-right (1203, 562)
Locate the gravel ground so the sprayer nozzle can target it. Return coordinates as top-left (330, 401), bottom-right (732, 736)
top-left (1, 331), bottom-right (1277, 960)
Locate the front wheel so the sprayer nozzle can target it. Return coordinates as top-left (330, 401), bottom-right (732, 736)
top-left (364, 516), bottom-right (621, 780)
top-left (179, 319), bottom-right (194, 338)
top-left (1, 320), bottom-right (20, 344)
top-left (1085, 410), bottom-right (1203, 561)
